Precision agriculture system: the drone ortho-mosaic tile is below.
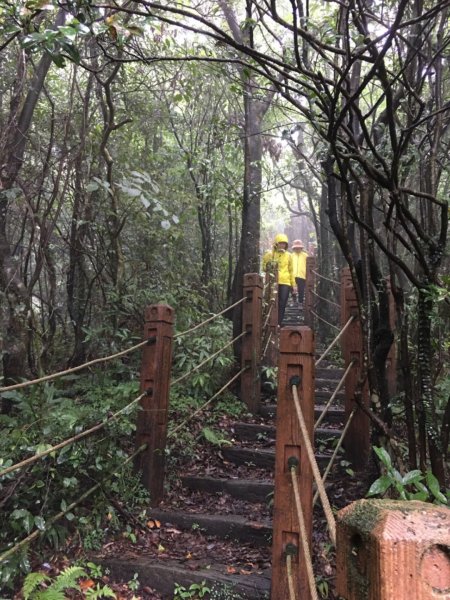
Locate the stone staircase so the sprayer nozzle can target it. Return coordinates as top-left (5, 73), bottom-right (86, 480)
top-left (97, 310), bottom-right (346, 599)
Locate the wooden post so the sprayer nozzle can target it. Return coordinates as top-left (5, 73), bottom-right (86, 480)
top-left (340, 267), bottom-right (370, 469)
top-left (271, 327), bottom-right (315, 600)
top-left (336, 499), bottom-right (450, 599)
top-left (304, 256), bottom-right (316, 327)
top-left (263, 271), bottom-right (279, 367)
top-left (241, 273), bottom-right (263, 414)
top-left (135, 304), bottom-right (174, 505)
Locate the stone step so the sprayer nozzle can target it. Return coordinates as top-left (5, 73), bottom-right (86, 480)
top-left (181, 476), bottom-right (273, 503)
top-left (142, 508), bottom-right (272, 546)
top-left (231, 422), bottom-right (341, 442)
top-left (222, 446), bottom-right (329, 470)
top-left (97, 557), bottom-right (271, 600)
top-left (315, 367), bottom-right (345, 380)
top-left (259, 403), bottom-right (345, 423)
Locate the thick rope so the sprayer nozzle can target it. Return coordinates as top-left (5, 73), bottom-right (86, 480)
top-left (314, 361), bottom-right (354, 430)
top-left (0, 394), bottom-right (144, 479)
top-left (173, 296), bottom-right (246, 340)
top-left (168, 367), bottom-right (247, 438)
top-left (261, 331), bottom-right (273, 360)
top-left (311, 289), bottom-right (340, 309)
top-left (315, 316), bottom-right (355, 366)
top-left (290, 466), bottom-right (319, 600)
top-left (291, 383), bottom-right (336, 545)
top-left (0, 444), bottom-right (146, 564)
top-left (313, 408), bottom-right (356, 506)
top-left (311, 269), bottom-right (340, 286)
top-left (171, 331), bottom-right (247, 387)
top-left (0, 340), bottom-right (153, 393)
top-left (310, 310), bottom-right (340, 332)
top-left (286, 554), bottom-right (297, 600)
top-left (262, 298), bottom-right (275, 332)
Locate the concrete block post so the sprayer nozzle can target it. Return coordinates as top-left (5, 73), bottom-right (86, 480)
top-left (340, 268), bottom-right (370, 469)
top-left (135, 304), bottom-right (174, 505)
top-left (336, 499), bottom-right (450, 599)
top-left (241, 273), bottom-right (263, 414)
top-left (271, 327), bottom-right (315, 600)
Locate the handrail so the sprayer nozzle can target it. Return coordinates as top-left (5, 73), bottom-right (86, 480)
top-left (311, 289), bottom-right (340, 309)
top-left (286, 554), bottom-right (298, 600)
top-left (173, 296), bottom-right (246, 340)
top-left (311, 269), bottom-right (340, 286)
top-left (171, 331), bottom-right (246, 387)
top-left (0, 340), bottom-right (155, 393)
top-left (314, 360), bottom-right (354, 430)
top-left (310, 309), bottom-right (340, 332)
top-left (291, 379), bottom-right (336, 545)
top-left (315, 316), bottom-right (355, 366)
top-left (313, 409), bottom-right (356, 506)
top-left (261, 331), bottom-right (273, 360)
top-left (168, 367), bottom-right (248, 438)
top-left (290, 465), bottom-right (319, 600)
top-left (0, 444), bottom-right (146, 564)
top-left (0, 393), bottom-right (144, 479)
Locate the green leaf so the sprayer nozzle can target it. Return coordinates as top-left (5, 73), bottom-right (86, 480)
top-left (23, 572), bottom-right (50, 600)
top-left (373, 446), bottom-right (392, 469)
top-left (367, 475), bottom-right (392, 497)
top-left (426, 471), bottom-right (447, 504)
top-left (402, 470), bottom-right (423, 485)
top-left (34, 516), bottom-right (46, 530)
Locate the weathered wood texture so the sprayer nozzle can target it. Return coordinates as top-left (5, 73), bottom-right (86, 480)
top-left (340, 268), bottom-right (370, 469)
top-left (271, 327), bottom-right (315, 600)
top-left (336, 499), bottom-right (450, 600)
top-left (304, 257), bottom-right (316, 327)
top-left (241, 273), bottom-right (263, 414)
top-left (135, 304), bottom-right (174, 505)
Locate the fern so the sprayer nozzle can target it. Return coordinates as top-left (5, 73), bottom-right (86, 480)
top-left (85, 583), bottom-right (116, 598)
top-left (23, 566), bottom-right (87, 600)
top-left (23, 572), bottom-right (50, 600)
top-left (50, 566), bottom-right (86, 593)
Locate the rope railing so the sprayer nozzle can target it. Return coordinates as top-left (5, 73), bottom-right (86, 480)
top-left (291, 377), bottom-right (336, 545)
top-left (313, 408), bottom-right (356, 507)
top-left (0, 297), bottom-right (247, 395)
top-left (262, 298), bottom-right (275, 332)
top-left (286, 554), bottom-right (297, 600)
top-left (315, 316), bottom-right (355, 366)
top-left (173, 296), bottom-right (246, 340)
top-left (170, 331), bottom-right (247, 387)
top-left (314, 361), bottom-right (355, 431)
top-left (0, 444), bottom-right (146, 564)
top-left (168, 367), bottom-right (248, 439)
top-left (310, 309), bottom-right (340, 332)
top-left (311, 289), bottom-right (340, 309)
top-left (261, 331), bottom-right (273, 360)
top-left (290, 464), bottom-right (320, 600)
top-left (0, 340), bottom-right (155, 394)
top-left (0, 393), bottom-right (144, 479)
top-left (311, 269), bottom-right (340, 286)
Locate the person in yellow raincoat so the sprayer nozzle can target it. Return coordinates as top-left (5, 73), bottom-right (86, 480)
top-left (262, 233), bottom-right (296, 325)
top-left (291, 239), bottom-right (309, 307)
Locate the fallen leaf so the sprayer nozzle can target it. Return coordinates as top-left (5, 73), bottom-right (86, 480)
top-left (79, 578), bottom-right (95, 590)
top-left (226, 566), bottom-right (237, 574)
top-left (146, 519), bottom-right (161, 529)
top-left (240, 569), bottom-right (253, 575)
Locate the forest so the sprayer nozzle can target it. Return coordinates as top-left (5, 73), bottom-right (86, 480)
top-left (0, 0), bottom-right (449, 597)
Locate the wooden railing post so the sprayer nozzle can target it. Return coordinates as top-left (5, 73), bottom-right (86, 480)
top-left (304, 256), bottom-right (316, 327)
top-left (241, 273), bottom-right (263, 414)
top-left (135, 304), bottom-right (174, 505)
top-left (272, 327), bottom-right (315, 600)
top-left (263, 271), bottom-right (279, 367)
top-left (340, 267), bottom-right (370, 469)
top-left (336, 499), bottom-right (450, 599)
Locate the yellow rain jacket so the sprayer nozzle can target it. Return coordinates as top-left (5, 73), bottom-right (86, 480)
top-left (263, 239), bottom-right (295, 287)
top-left (292, 250), bottom-right (308, 279)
